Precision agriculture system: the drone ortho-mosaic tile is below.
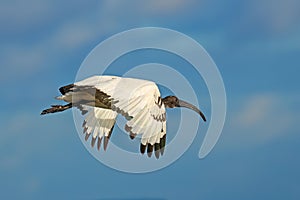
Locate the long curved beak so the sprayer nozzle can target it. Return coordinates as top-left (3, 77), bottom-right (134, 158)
top-left (178, 100), bottom-right (206, 122)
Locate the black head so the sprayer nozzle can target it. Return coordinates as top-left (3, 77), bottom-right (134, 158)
top-left (162, 95), bottom-right (206, 122)
top-left (162, 96), bottom-right (179, 108)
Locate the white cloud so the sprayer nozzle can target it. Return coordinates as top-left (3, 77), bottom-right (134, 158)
top-left (0, 0), bottom-right (53, 31)
top-left (225, 93), bottom-right (299, 147)
top-left (48, 20), bottom-right (99, 50)
top-left (100, 0), bottom-right (197, 17)
top-left (0, 45), bottom-right (46, 82)
top-left (0, 0), bottom-right (200, 83)
top-left (0, 112), bottom-right (73, 172)
top-left (0, 3), bottom-right (103, 83)
top-left (244, 0), bottom-right (300, 34)
top-left (235, 94), bottom-right (276, 127)
top-left (2, 0), bottom-right (298, 87)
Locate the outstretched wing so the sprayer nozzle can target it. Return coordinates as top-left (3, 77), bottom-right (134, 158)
top-left (81, 106), bottom-right (117, 151)
top-left (124, 97), bottom-right (167, 158)
top-left (74, 76), bottom-right (167, 158)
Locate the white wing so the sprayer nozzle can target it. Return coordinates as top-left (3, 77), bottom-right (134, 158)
top-left (81, 106), bottom-right (117, 151)
top-left (75, 76), bottom-right (167, 158)
top-left (123, 90), bottom-right (167, 151)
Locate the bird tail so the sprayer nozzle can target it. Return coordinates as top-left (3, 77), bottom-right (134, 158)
top-left (55, 95), bottom-right (65, 100)
top-left (41, 103), bottom-right (72, 115)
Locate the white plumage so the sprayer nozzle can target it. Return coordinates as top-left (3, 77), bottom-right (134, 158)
top-left (76, 76), bottom-right (166, 147)
top-left (82, 107), bottom-right (117, 150)
top-left (41, 75), bottom-right (206, 158)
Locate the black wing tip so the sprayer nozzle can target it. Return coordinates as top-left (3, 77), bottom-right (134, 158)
top-left (97, 137), bottom-right (102, 151)
top-left (147, 144), bottom-right (153, 157)
top-left (104, 136), bottom-right (110, 151)
top-left (85, 133), bottom-right (90, 141)
top-left (83, 124), bottom-right (115, 151)
top-left (160, 135), bottom-right (166, 155)
top-left (154, 143), bottom-right (160, 159)
top-left (154, 151), bottom-right (160, 159)
top-left (59, 84), bottom-right (74, 95)
top-left (82, 120), bottom-right (87, 128)
top-left (140, 144), bottom-right (146, 154)
top-left (129, 134), bottom-right (136, 140)
top-left (91, 137), bottom-right (96, 147)
top-left (140, 136), bottom-right (166, 159)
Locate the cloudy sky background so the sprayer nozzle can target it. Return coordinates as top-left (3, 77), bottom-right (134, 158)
top-left (1, 0), bottom-right (300, 199)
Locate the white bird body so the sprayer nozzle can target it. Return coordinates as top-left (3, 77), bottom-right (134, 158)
top-left (42, 75), bottom-right (206, 158)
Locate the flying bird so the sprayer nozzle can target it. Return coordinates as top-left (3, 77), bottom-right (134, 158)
top-left (41, 75), bottom-right (206, 158)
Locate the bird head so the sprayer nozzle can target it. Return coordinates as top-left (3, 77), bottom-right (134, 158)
top-left (162, 96), bottom-right (180, 108)
top-left (162, 95), bottom-right (206, 122)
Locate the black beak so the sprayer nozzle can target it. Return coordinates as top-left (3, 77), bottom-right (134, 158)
top-left (178, 100), bottom-right (206, 122)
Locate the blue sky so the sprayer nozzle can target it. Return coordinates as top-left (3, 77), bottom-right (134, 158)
top-left (1, 0), bottom-right (300, 199)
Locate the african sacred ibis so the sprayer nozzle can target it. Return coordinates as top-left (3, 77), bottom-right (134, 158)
top-left (41, 75), bottom-right (206, 158)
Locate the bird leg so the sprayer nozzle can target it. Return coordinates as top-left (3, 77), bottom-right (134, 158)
top-left (41, 103), bottom-right (72, 115)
